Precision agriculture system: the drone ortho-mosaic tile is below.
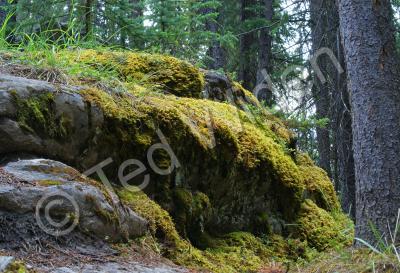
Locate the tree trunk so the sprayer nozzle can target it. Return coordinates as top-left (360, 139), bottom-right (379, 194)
top-left (84, 0), bottom-right (94, 39)
top-left (205, 4), bottom-right (225, 70)
top-left (8, 0), bottom-right (18, 43)
top-left (332, 34), bottom-right (355, 219)
top-left (324, 1), bottom-right (356, 219)
top-left (128, 0), bottom-right (144, 49)
top-left (0, 0), bottom-right (7, 25)
top-left (256, 0), bottom-right (274, 105)
top-left (239, 0), bottom-right (257, 91)
top-left (338, 0), bottom-right (400, 242)
top-left (310, 0), bottom-right (332, 178)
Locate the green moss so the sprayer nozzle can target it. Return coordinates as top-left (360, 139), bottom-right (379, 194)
top-left (29, 165), bottom-right (82, 177)
top-left (298, 248), bottom-right (400, 273)
top-left (232, 81), bottom-right (261, 108)
top-left (79, 86), bottom-right (307, 221)
top-left (296, 199), bottom-right (354, 251)
top-left (63, 49), bottom-right (205, 98)
top-left (10, 90), bottom-right (70, 139)
top-left (296, 153), bottom-right (340, 211)
top-left (84, 194), bottom-right (120, 226)
top-left (174, 188), bottom-right (193, 211)
top-left (37, 179), bottom-right (63, 186)
top-left (172, 188), bottom-right (193, 238)
top-left (193, 192), bottom-right (211, 216)
top-left (117, 188), bottom-right (181, 246)
top-left (5, 261), bottom-right (27, 273)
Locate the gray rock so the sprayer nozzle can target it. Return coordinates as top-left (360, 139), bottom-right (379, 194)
top-left (50, 262), bottom-right (188, 273)
top-left (0, 74), bottom-right (90, 163)
top-left (0, 256), bottom-right (14, 272)
top-left (51, 268), bottom-right (76, 273)
top-left (0, 158), bottom-right (148, 242)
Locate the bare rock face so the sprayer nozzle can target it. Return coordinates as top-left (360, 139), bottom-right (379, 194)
top-left (0, 158), bottom-right (148, 242)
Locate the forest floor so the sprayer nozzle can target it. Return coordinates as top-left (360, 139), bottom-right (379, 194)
top-left (3, 245), bottom-right (400, 273)
top-left (293, 248), bottom-right (400, 273)
top-left (0, 244), bottom-right (191, 272)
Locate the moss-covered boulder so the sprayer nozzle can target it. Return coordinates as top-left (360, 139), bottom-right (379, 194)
top-left (0, 49), bottom-right (353, 271)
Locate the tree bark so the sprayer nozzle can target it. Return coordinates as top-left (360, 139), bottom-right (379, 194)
top-left (128, 0), bottom-right (144, 49)
top-left (204, 4), bottom-right (225, 70)
top-left (8, 0), bottom-right (18, 43)
top-left (324, 1), bottom-right (356, 219)
top-left (338, 0), bottom-right (400, 242)
top-left (84, 0), bottom-right (94, 39)
top-left (256, 0), bottom-right (274, 105)
top-left (332, 34), bottom-right (355, 219)
top-left (239, 0), bottom-right (257, 91)
top-left (0, 0), bottom-right (7, 25)
top-left (310, 0), bottom-right (332, 178)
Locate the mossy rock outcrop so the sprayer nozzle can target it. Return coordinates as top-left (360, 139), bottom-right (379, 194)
top-left (0, 49), bottom-right (353, 271)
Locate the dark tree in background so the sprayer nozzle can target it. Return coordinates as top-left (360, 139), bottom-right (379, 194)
top-left (0, 0), bottom-right (7, 25)
top-left (328, 1), bottom-right (355, 219)
top-left (339, 0), bottom-right (400, 242)
top-left (204, 0), bottom-right (226, 70)
top-left (239, 0), bottom-right (258, 90)
top-left (256, 0), bottom-right (274, 104)
top-left (128, 0), bottom-right (144, 49)
top-left (309, 0), bottom-right (355, 218)
top-left (310, 0), bottom-right (332, 178)
top-left (84, 0), bottom-right (94, 39)
top-left (332, 39), bottom-right (355, 219)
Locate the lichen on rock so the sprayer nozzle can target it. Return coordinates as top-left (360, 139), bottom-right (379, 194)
top-left (10, 90), bottom-right (70, 139)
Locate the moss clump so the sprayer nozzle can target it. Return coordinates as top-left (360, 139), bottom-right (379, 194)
top-left (10, 90), bottom-right (70, 139)
top-left (297, 153), bottom-right (340, 211)
top-left (6, 261), bottom-right (28, 273)
top-left (117, 188), bottom-right (182, 246)
top-left (232, 82), bottom-right (261, 108)
top-left (63, 49), bottom-right (205, 98)
top-left (84, 194), bottom-right (120, 226)
top-left (296, 199), bottom-right (354, 251)
top-left (201, 232), bottom-right (273, 272)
